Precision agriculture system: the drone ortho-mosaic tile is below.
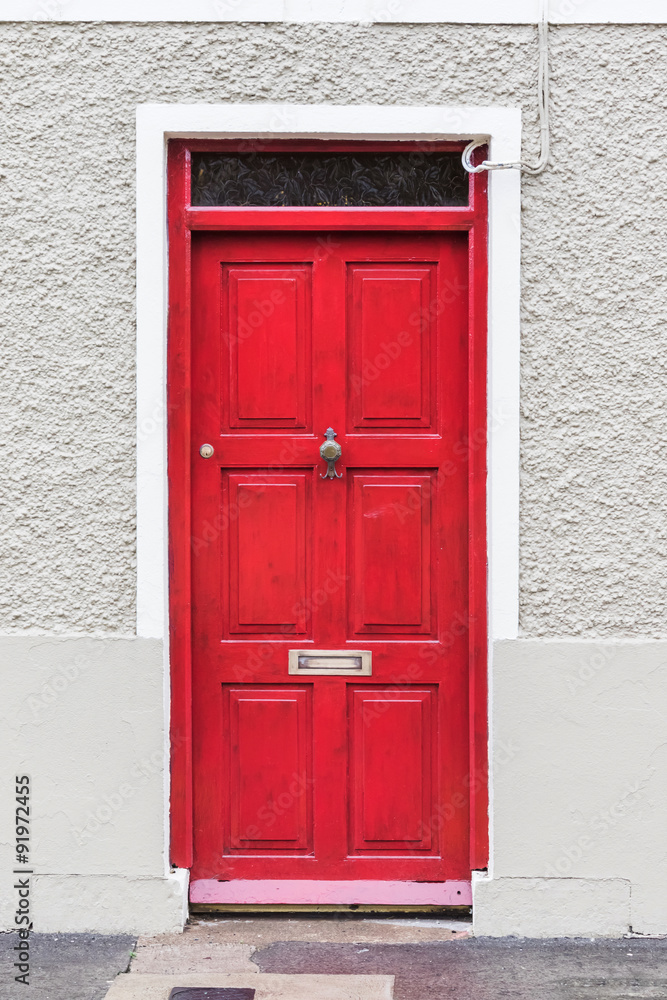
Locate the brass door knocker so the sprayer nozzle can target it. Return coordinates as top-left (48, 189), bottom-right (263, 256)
top-left (319, 427), bottom-right (342, 479)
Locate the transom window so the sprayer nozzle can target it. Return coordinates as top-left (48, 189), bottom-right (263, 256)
top-left (191, 151), bottom-right (468, 207)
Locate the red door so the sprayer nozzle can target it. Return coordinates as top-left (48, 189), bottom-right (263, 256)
top-left (188, 229), bottom-right (476, 905)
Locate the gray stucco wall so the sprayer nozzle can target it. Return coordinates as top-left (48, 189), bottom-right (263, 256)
top-left (1, 22), bottom-right (666, 636)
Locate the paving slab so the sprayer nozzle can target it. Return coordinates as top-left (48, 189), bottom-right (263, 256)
top-left (131, 941), bottom-right (257, 974)
top-left (252, 937), bottom-right (667, 1000)
top-left (0, 932), bottom-right (135, 1000)
top-left (133, 915), bottom-right (469, 965)
top-left (105, 972), bottom-right (394, 1000)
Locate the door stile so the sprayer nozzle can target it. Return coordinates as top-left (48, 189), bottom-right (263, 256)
top-left (312, 248), bottom-right (348, 650)
top-left (167, 142), bottom-right (194, 869)
top-left (311, 248), bottom-right (349, 867)
top-left (468, 158), bottom-right (489, 871)
top-left (432, 232), bottom-right (473, 878)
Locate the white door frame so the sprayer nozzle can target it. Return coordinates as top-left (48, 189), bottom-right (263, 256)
top-left (135, 102), bottom-right (522, 868)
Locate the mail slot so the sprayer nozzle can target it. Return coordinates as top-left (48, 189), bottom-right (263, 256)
top-left (288, 649), bottom-right (372, 676)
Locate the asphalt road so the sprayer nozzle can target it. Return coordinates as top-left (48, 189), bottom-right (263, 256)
top-left (3, 929), bottom-right (667, 1000)
top-left (0, 933), bottom-right (135, 1000)
top-left (253, 937), bottom-right (667, 1000)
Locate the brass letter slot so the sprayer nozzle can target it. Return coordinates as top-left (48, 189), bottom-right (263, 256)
top-left (288, 650), bottom-right (372, 676)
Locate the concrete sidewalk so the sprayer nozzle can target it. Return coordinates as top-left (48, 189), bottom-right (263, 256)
top-left (3, 917), bottom-right (667, 1000)
top-left (128, 918), bottom-right (667, 1000)
top-left (106, 972), bottom-right (393, 1000)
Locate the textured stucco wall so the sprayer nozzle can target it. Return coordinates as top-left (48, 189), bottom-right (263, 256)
top-left (0, 22), bottom-right (666, 635)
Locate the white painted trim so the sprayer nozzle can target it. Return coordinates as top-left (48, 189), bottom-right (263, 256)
top-left (135, 103), bottom-right (521, 874)
top-left (136, 114), bottom-right (169, 643)
top-left (8, 0), bottom-right (667, 23)
top-left (135, 103), bottom-right (521, 645)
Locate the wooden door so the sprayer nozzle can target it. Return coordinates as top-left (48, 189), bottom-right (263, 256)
top-left (188, 229), bottom-right (476, 905)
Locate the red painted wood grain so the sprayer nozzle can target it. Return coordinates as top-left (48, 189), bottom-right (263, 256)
top-left (167, 140), bottom-right (489, 893)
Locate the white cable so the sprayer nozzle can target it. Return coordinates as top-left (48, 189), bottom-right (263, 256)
top-left (462, 0), bottom-right (550, 176)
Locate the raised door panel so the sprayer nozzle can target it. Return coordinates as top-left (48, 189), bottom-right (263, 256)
top-left (224, 265), bottom-right (311, 430)
top-left (349, 474), bottom-right (434, 636)
top-left (227, 473), bottom-right (310, 636)
top-left (348, 687), bottom-right (436, 854)
top-left (224, 686), bottom-right (313, 854)
top-left (348, 264), bottom-right (436, 431)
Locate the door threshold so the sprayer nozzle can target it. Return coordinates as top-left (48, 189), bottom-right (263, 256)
top-left (190, 878), bottom-right (472, 907)
top-left (191, 902), bottom-right (471, 915)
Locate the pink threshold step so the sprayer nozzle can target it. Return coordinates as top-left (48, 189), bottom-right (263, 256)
top-left (190, 879), bottom-right (472, 906)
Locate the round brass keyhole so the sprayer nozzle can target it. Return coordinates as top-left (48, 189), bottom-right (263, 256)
top-left (199, 443), bottom-right (214, 459)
